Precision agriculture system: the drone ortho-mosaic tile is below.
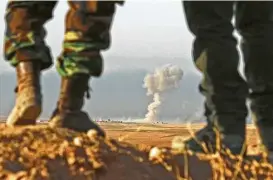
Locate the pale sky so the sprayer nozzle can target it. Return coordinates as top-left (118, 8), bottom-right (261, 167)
top-left (0, 0), bottom-right (198, 74)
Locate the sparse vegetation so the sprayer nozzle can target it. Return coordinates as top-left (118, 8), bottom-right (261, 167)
top-left (0, 123), bottom-right (272, 180)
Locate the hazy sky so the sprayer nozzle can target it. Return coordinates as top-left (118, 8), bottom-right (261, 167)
top-left (0, 0), bottom-right (199, 74)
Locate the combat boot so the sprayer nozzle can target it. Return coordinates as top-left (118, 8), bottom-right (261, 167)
top-left (6, 61), bottom-right (42, 126)
top-left (49, 74), bottom-right (105, 137)
top-left (181, 125), bottom-right (246, 156)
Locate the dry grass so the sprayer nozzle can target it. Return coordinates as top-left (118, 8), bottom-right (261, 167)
top-left (0, 122), bottom-right (272, 180)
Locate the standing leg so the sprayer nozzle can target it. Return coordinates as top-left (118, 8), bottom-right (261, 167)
top-left (49, 1), bottom-right (123, 136)
top-left (235, 2), bottom-right (273, 155)
top-left (4, 1), bottom-right (57, 125)
top-left (182, 1), bottom-right (248, 154)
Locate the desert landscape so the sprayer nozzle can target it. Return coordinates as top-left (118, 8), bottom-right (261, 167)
top-left (0, 120), bottom-right (272, 180)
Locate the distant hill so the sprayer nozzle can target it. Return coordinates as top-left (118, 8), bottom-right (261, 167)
top-left (0, 69), bottom-right (204, 122)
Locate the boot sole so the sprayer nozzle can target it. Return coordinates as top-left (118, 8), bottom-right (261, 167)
top-left (6, 103), bottom-right (42, 126)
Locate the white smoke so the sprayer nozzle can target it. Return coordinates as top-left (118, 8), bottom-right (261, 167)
top-left (143, 64), bottom-right (183, 122)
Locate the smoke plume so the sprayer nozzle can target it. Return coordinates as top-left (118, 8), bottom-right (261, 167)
top-left (143, 64), bottom-right (183, 122)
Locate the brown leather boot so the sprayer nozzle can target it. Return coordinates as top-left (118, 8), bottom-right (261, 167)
top-left (49, 74), bottom-right (105, 137)
top-left (6, 61), bottom-right (42, 126)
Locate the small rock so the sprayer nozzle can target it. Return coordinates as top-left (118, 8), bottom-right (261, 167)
top-left (149, 147), bottom-right (162, 161)
top-left (87, 130), bottom-right (98, 140)
top-left (73, 137), bottom-right (83, 147)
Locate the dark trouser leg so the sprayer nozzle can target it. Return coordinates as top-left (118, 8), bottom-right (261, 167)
top-left (4, 1), bottom-right (57, 125)
top-left (50, 1), bottom-right (122, 136)
top-left (183, 1), bottom-right (248, 153)
top-left (235, 2), bottom-right (273, 152)
top-left (184, 1), bottom-right (248, 135)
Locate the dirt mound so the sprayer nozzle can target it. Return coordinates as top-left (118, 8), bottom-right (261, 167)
top-left (0, 124), bottom-right (272, 180)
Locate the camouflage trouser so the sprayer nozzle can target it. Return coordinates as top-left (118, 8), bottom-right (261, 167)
top-left (4, 1), bottom-right (123, 77)
top-left (183, 1), bottom-right (273, 145)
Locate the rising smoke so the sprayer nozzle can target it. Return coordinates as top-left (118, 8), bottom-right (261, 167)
top-left (143, 64), bottom-right (183, 122)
